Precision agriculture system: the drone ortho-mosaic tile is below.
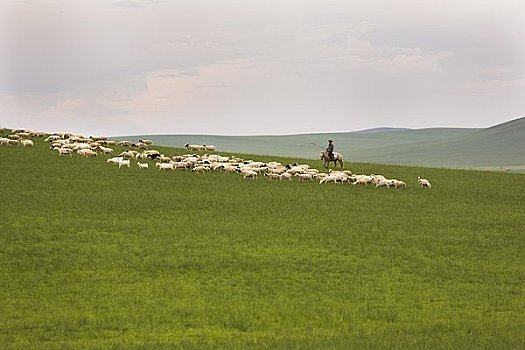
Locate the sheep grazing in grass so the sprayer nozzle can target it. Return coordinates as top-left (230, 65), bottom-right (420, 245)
top-left (417, 176), bottom-right (431, 188)
top-left (158, 154), bottom-right (172, 163)
top-left (241, 170), bottom-right (258, 179)
top-left (295, 173), bottom-right (313, 181)
top-left (192, 165), bottom-right (210, 173)
top-left (236, 168), bottom-right (257, 179)
top-left (118, 159), bottom-right (130, 168)
top-left (137, 162), bottom-right (149, 169)
top-left (279, 173), bottom-right (293, 181)
top-left (107, 156), bottom-right (123, 164)
top-left (79, 149), bottom-right (97, 158)
top-left (156, 162), bottom-right (175, 171)
top-left (19, 139), bottom-right (34, 147)
top-left (98, 146), bottom-right (113, 154)
top-left (264, 173), bottom-right (281, 180)
top-left (391, 180), bottom-right (407, 188)
top-left (7, 134), bottom-right (21, 140)
top-left (319, 175), bottom-right (340, 184)
top-left (58, 148), bottom-right (73, 156)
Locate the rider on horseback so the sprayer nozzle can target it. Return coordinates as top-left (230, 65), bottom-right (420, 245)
top-left (326, 140), bottom-right (334, 161)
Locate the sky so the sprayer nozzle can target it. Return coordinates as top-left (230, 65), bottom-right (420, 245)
top-left (1, 0), bottom-right (524, 136)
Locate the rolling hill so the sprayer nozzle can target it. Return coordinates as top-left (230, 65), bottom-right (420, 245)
top-left (111, 116), bottom-right (525, 171)
top-left (350, 117), bottom-right (525, 170)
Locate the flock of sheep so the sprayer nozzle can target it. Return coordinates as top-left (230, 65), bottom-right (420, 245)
top-left (1, 127), bottom-right (432, 188)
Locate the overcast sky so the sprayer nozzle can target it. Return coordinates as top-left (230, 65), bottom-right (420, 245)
top-left (1, 0), bottom-right (524, 136)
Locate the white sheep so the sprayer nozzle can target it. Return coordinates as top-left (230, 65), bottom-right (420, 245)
top-left (192, 165), bottom-right (210, 173)
top-left (391, 180), bottom-right (407, 188)
top-left (319, 175), bottom-right (340, 184)
top-left (77, 149), bottom-right (97, 158)
top-left (58, 148), bottom-right (73, 156)
top-left (295, 173), bottom-right (313, 181)
top-left (98, 146), bottom-right (113, 154)
top-left (264, 173), bottom-right (281, 180)
top-left (184, 144), bottom-right (205, 151)
top-left (137, 162), bottom-right (149, 169)
top-left (156, 162), bottom-right (175, 171)
top-left (241, 169), bottom-right (258, 179)
top-left (279, 173), bottom-right (293, 181)
top-left (118, 159), bottom-right (130, 168)
top-left (107, 156), bottom-right (123, 164)
top-left (417, 176), bottom-right (432, 188)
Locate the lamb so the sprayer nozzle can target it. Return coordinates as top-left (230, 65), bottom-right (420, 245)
top-left (137, 162), bottom-right (149, 169)
top-left (0, 137), bottom-right (11, 146)
top-left (20, 139), bottom-right (34, 147)
top-left (417, 176), bottom-right (432, 188)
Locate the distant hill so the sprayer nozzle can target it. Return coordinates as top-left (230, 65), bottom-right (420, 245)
top-left (111, 116), bottom-right (525, 171)
top-left (351, 117), bottom-right (525, 169)
top-left (356, 127), bottom-right (412, 133)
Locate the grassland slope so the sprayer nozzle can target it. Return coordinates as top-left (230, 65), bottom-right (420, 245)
top-left (353, 116), bottom-right (525, 169)
top-left (1, 135), bottom-right (524, 349)
top-left (112, 128), bottom-right (478, 161)
top-left (112, 117), bottom-right (524, 171)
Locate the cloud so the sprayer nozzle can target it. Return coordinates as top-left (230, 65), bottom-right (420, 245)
top-left (451, 79), bottom-right (525, 96)
top-left (477, 65), bottom-right (510, 75)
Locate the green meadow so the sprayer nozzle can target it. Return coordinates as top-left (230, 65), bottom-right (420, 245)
top-left (1, 136), bottom-right (524, 349)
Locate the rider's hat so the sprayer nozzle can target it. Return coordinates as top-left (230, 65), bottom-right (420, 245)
top-left (328, 139), bottom-right (333, 142)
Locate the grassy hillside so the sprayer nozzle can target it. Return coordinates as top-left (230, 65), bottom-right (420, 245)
top-left (353, 117), bottom-right (525, 169)
top-left (111, 128), bottom-right (478, 161)
top-left (112, 117), bottom-right (525, 171)
top-left (1, 136), bottom-right (524, 349)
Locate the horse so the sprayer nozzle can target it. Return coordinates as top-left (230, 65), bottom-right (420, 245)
top-left (320, 151), bottom-right (344, 168)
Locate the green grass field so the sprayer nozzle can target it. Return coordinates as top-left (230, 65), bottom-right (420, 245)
top-left (1, 136), bottom-right (524, 349)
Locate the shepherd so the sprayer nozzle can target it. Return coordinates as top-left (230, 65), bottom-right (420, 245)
top-left (326, 140), bottom-right (334, 161)
top-left (320, 140), bottom-right (344, 168)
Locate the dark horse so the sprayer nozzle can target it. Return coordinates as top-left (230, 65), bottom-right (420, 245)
top-left (320, 151), bottom-right (344, 168)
